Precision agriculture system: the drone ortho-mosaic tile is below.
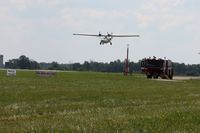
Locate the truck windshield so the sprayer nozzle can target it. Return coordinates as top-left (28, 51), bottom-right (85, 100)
top-left (142, 60), bottom-right (163, 68)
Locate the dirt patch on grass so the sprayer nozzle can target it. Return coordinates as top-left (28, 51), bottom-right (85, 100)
top-left (153, 76), bottom-right (200, 82)
top-left (173, 76), bottom-right (200, 80)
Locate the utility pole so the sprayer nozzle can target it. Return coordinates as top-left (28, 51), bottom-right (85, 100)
top-left (124, 44), bottom-right (129, 76)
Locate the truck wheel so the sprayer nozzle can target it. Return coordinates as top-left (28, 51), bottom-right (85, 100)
top-left (153, 76), bottom-right (158, 79)
top-left (147, 75), bottom-right (152, 79)
top-left (153, 73), bottom-right (159, 79)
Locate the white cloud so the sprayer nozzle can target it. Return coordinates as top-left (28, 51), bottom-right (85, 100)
top-left (134, 12), bottom-right (153, 28)
top-left (158, 13), bottom-right (193, 31)
top-left (0, 5), bottom-right (18, 33)
top-left (9, 0), bottom-right (61, 10)
top-left (59, 7), bottom-right (133, 30)
top-left (0, 6), bottom-right (9, 17)
top-left (141, 0), bottom-right (184, 12)
top-left (10, 0), bottom-right (33, 10)
top-left (37, 0), bottom-right (60, 6)
top-left (134, 0), bottom-right (193, 31)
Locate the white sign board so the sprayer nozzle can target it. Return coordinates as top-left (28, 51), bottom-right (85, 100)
top-left (7, 69), bottom-right (16, 76)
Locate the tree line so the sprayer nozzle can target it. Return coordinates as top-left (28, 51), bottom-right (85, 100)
top-left (5, 55), bottom-right (200, 76)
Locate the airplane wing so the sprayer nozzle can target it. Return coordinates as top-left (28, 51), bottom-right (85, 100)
top-left (111, 35), bottom-right (140, 37)
top-left (73, 33), bottom-right (140, 37)
top-left (73, 33), bottom-right (105, 37)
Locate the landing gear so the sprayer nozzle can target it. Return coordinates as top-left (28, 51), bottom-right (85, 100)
top-left (110, 42), bottom-right (112, 45)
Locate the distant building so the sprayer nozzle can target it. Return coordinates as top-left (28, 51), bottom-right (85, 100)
top-left (5, 62), bottom-right (10, 68)
top-left (0, 55), bottom-right (3, 68)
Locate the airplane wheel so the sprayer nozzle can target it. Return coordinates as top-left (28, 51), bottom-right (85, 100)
top-left (110, 43), bottom-right (112, 45)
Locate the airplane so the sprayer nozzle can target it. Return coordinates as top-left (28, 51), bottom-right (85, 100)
top-left (73, 32), bottom-right (140, 45)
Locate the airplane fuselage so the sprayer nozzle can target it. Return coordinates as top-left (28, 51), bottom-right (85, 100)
top-left (100, 36), bottom-right (113, 45)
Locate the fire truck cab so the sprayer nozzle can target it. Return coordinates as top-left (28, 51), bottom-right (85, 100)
top-left (141, 57), bottom-right (173, 79)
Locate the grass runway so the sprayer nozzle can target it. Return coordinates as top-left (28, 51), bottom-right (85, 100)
top-left (0, 70), bottom-right (200, 132)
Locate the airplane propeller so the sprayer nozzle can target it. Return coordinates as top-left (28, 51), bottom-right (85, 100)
top-left (107, 32), bottom-right (113, 37)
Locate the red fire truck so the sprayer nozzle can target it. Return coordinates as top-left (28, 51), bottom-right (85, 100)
top-left (141, 57), bottom-right (173, 79)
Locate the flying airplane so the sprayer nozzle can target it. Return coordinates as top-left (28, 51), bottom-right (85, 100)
top-left (73, 33), bottom-right (140, 45)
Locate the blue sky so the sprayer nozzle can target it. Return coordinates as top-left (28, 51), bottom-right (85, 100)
top-left (0, 0), bottom-right (199, 64)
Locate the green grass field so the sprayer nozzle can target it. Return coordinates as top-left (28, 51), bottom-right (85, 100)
top-left (0, 70), bottom-right (200, 133)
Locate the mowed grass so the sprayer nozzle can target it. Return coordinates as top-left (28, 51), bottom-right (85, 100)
top-left (0, 70), bottom-right (200, 133)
